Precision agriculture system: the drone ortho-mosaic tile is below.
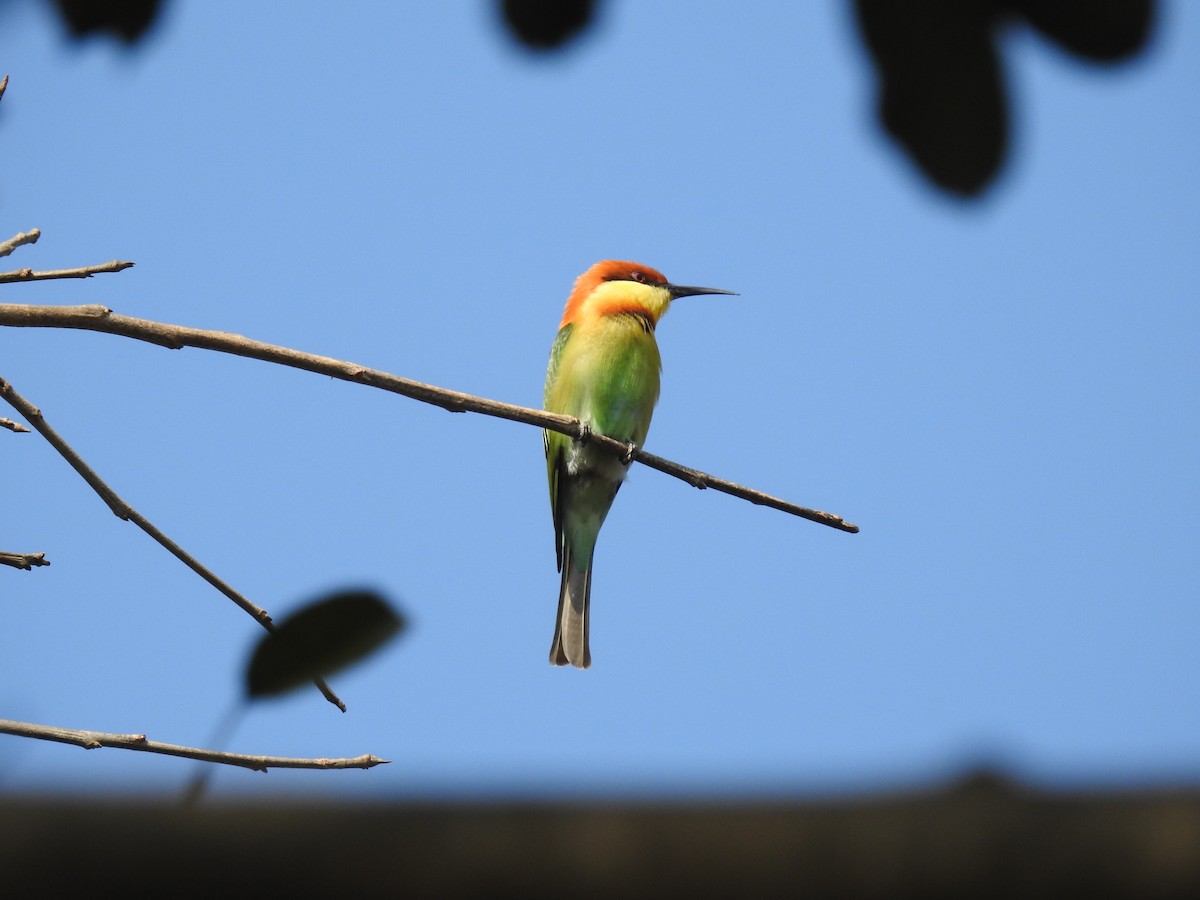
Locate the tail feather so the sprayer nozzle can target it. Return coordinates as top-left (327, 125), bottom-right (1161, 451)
top-left (549, 543), bottom-right (593, 668)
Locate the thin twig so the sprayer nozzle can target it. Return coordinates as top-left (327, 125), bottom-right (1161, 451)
top-left (0, 74), bottom-right (7, 104)
top-left (0, 718), bottom-right (387, 772)
top-left (0, 260), bottom-right (134, 284)
top-left (0, 303), bottom-right (860, 532)
top-left (0, 376), bottom-right (347, 711)
top-left (0, 551), bottom-right (50, 570)
top-left (2, 416), bottom-right (30, 432)
top-left (0, 228), bottom-right (41, 259)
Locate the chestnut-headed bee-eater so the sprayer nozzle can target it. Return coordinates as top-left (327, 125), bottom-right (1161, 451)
top-left (544, 260), bottom-right (736, 668)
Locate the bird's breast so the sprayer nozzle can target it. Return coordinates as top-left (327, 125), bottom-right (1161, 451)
top-left (551, 317), bottom-right (662, 447)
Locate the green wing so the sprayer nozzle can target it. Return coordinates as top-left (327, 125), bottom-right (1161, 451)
top-left (544, 323), bottom-right (574, 411)
top-left (543, 323), bottom-right (573, 571)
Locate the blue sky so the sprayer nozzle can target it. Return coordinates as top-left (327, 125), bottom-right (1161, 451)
top-left (1, 1), bottom-right (1197, 800)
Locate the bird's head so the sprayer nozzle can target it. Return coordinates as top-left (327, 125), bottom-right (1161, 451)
top-left (559, 260), bottom-right (736, 329)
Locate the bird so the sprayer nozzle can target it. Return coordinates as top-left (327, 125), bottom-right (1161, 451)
top-left (543, 260), bottom-right (736, 668)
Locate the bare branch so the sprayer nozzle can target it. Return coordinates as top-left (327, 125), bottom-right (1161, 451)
top-left (0, 551), bottom-right (50, 571)
top-left (0, 375), bottom-right (347, 712)
top-left (2, 416), bottom-right (30, 432)
top-left (0, 229), bottom-right (41, 259)
top-left (0, 74), bottom-right (7, 103)
top-left (0, 718), bottom-right (387, 772)
top-left (0, 260), bottom-right (134, 284)
top-left (0, 303), bottom-right (860, 533)
top-left (631, 448), bottom-right (857, 529)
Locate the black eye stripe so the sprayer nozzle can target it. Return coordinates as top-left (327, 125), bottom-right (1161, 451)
top-left (603, 271), bottom-right (663, 286)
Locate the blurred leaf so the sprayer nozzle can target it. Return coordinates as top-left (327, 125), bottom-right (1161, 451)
top-left (853, 0), bottom-right (1156, 197)
top-left (854, 0), bottom-right (1006, 197)
top-left (52, 0), bottom-right (164, 44)
top-left (1012, 0), bottom-right (1155, 63)
top-left (500, 0), bottom-right (596, 50)
top-left (246, 590), bottom-right (406, 699)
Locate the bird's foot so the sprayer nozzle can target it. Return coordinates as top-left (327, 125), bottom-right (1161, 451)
top-left (622, 442), bottom-right (637, 465)
top-left (574, 422), bottom-right (592, 444)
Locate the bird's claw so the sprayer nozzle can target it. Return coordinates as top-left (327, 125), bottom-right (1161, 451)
top-left (575, 422), bottom-right (592, 444)
top-left (622, 442), bottom-right (637, 465)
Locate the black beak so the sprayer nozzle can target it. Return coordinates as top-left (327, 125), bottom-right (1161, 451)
top-left (666, 282), bottom-right (738, 300)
